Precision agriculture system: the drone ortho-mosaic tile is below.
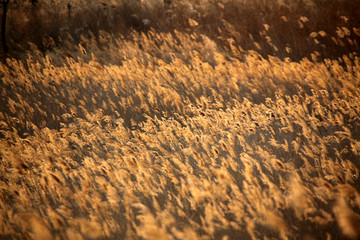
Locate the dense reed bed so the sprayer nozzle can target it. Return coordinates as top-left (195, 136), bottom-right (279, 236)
top-left (1, 0), bottom-right (360, 239)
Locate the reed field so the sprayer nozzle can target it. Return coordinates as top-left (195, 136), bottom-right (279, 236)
top-left (1, 0), bottom-right (360, 239)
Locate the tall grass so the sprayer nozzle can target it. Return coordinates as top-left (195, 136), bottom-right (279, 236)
top-left (1, 0), bottom-right (360, 239)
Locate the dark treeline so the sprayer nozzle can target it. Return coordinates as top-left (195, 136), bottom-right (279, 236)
top-left (0, 0), bottom-right (360, 62)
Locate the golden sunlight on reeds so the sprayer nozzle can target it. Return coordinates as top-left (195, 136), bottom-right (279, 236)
top-left (1, 0), bottom-right (360, 239)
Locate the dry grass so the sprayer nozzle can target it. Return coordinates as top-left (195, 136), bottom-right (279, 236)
top-left (1, 0), bottom-right (360, 240)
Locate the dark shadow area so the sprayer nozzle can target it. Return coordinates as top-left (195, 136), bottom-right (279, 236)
top-left (0, 0), bottom-right (359, 62)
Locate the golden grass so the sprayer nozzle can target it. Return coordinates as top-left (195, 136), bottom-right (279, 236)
top-left (1, 1), bottom-right (360, 239)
